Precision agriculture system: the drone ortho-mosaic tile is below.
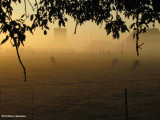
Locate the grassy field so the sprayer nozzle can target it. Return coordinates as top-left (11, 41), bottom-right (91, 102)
top-left (0, 52), bottom-right (160, 120)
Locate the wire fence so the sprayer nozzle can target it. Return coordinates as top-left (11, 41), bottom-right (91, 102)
top-left (0, 79), bottom-right (160, 120)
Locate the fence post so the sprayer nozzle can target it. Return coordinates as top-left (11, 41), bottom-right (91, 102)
top-left (60, 84), bottom-right (64, 120)
top-left (125, 88), bottom-right (129, 120)
top-left (111, 81), bottom-right (115, 116)
top-left (31, 85), bottom-right (34, 120)
top-left (88, 83), bottom-right (91, 105)
top-left (87, 82), bottom-right (92, 120)
top-left (0, 87), bottom-right (1, 120)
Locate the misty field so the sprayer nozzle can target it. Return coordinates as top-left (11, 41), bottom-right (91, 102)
top-left (0, 51), bottom-right (160, 120)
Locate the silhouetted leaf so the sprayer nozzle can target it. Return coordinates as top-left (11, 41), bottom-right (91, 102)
top-left (1, 36), bottom-right (9, 45)
top-left (44, 30), bottom-right (47, 35)
top-left (130, 23), bottom-right (135, 29)
top-left (21, 14), bottom-right (25, 18)
top-left (18, 0), bottom-right (21, 3)
top-left (30, 15), bottom-right (34, 21)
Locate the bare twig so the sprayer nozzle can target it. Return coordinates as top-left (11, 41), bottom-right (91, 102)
top-left (139, 47), bottom-right (142, 50)
top-left (27, 0), bottom-right (34, 11)
top-left (138, 43), bottom-right (144, 47)
top-left (24, 15), bottom-right (29, 22)
top-left (24, 0), bottom-right (27, 17)
top-left (10, 39), bottom-right (14, 46)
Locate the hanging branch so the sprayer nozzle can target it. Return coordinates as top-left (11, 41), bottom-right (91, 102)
top-left (135, 1), bottom-right (141, 56)
top-left (136, 13), bottom-right (140, 56)
top-left (10, 39), bottom-right (14, 46)
top-left (14, 39), bottom-right (26, 82)
top-left (138, 43), bottom-right (144, 50)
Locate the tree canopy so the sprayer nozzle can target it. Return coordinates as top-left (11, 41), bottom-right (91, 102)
top-left (0, 0), bottom-right (159, 81)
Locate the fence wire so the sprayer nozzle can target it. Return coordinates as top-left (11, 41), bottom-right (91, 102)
top-left (0, 79), bottom-right (160, 120)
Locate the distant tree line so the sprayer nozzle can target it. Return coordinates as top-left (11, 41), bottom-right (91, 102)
top-left (0, 0), bottom-right (159, 81)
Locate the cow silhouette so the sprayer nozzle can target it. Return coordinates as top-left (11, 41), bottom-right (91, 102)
top-left (50, 56), bottom-right (56, 65)
top-left (131, 60), bottom-right (140, 71)
top-left (111, 58), bottom-right (119, 68)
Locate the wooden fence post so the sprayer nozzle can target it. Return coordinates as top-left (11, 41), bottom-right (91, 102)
top-left (125, 88), bottom-right (129, 120)
top-left (60, 84), bottom-right (64, 120)
top-left (0, 87), bottom-right (1, 120)
top-left (31, 85), bottom-right (34, 120)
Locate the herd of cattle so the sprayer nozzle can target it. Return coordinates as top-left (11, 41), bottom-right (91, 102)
top-left (50, 56), bottom-right (140, 71)
top-left (112, 58), bottom-right (140, 71)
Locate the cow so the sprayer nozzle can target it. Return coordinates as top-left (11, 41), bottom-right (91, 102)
top-left (50, 56), bottom-right (56, 65)
top-left (131, 60), bottom-right (140, 71)
top-left (111, 58), bottom-right (119, 68)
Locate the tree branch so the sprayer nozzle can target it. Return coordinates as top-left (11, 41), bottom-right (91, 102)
top-left (74, 20), bottom-right (78, 34)
top-left (24, 0), bottom-right (27, 17)
top-left (15, 41), bottom-right (26, 82)
top-left (27, 0), bottom-right (34, 11)
top-left (136, 4), bottom-right (140, 56)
